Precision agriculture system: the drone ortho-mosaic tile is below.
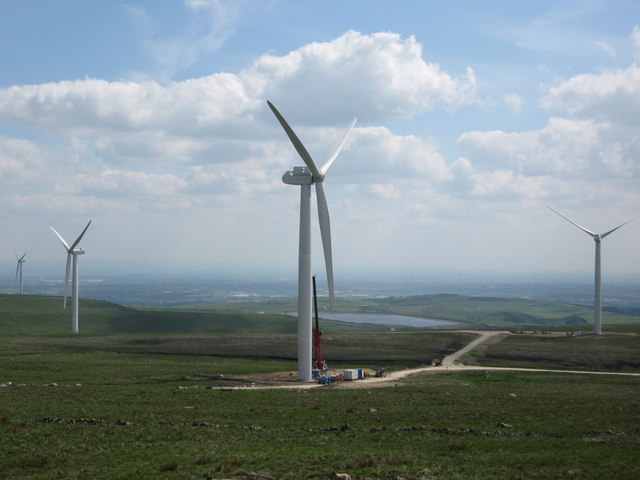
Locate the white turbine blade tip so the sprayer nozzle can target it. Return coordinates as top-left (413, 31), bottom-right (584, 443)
top-left (50, 226), bottom-right (71, 250)
top-left (268, 100), bottom-right (322, 178)
top-left (601, 218), bottom-right (635, 239)
top-left (70, 220), bottom-right (92, 251)
top-left (321, 117), bottom-right (357, 176)
top-left (547, 206), bottom-right (596, 237)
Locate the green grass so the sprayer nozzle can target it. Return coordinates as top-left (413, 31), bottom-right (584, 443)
top-left (0, 294), bottom-right (298, 335)
top-left (1, 343), bottom-right (638, 479)
top-left (181, 293), bottom-right (640, 330)
top-left (3, 293), bottom-right (640, 337)
top-left (1, 293), bottom-right (639, 477)
top-left (464, 328), bottom-right (640, 372)
top-left (0, 331), bottom-right (474, 371)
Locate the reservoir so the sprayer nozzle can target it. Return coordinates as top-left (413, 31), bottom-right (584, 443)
top-left (317, 312), bottom-right (457, 328)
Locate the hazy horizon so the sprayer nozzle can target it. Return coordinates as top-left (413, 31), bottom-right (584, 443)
top-left (1, 1), bottom-right (639, 281)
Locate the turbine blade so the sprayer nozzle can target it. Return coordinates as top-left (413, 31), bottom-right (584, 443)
top-left (15, 262), bottom-right (19, 283)
top-left (19, 253), bottom-right (26, 261)
top-left (267, 100), bottom-right (322, 178)
top-left (601, 218), bottom-right (635, 239)
top-left (546, 206), bottom-right (596, 237)
top-left (315, 182), bottom-right (335, 312)
top-left (69, 220), bottom-right (92, 251)
top-left (320, 117), bottom-right (357, 176)
top-left (50, 226), bottom-right (71, 251)
top-left (63, 253), bottom-right (71, 309)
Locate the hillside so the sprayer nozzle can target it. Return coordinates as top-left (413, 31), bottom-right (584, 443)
top-left (3, 292), bottom-right (640, 335)
top-left (0, 294), bottom-right (298, 335)
top-left (181, 293), bottom-right (640, 330)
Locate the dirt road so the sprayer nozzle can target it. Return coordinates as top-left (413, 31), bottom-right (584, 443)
top-left (206, 330), bottom-right (640, 390)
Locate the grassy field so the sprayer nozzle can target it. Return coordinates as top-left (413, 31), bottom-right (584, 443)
top-left (1, 331), bottom-right (640, 480)
top-left (463, 327), bottom-right (640, 372)
top-left (3, 293), bottom-right (640, 337)
top-left (179, 293), bottom-right (640, 330)
top-left (0, 295), bottom-right (434, 336)
top-left (1, 294), bottom-right (640, 478)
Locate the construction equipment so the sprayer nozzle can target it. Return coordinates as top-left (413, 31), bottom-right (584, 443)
top-left (312, 275), bottom-right (327, 371)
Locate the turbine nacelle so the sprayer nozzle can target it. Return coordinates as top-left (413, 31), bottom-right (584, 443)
top-left (283, 166), bottom-right (314, 185)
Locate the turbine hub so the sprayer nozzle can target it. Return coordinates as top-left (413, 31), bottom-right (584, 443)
top-left (282, 166), bottom-right (313, 185)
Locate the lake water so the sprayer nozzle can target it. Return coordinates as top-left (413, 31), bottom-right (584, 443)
top-left (317, 312), bottom-right (457, 328)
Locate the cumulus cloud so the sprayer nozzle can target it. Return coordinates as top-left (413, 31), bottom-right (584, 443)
top-left (250, 31), bottom-right (477, 123)
top-left (0, 31), bottom-right (476, 139)
top-left (458, 117), bottom-right (607, 175)
top-left (0, 76), bottom-right (254, 136)
top-left (543, 64), bottom-right (640, 126)
top-left (341, 126), bottom-right (451, 181)
top-left (503, 93), bottom-right (525, 112)
top-left (0, 138), bottom-right (49, 184)
top-left (56, 168), bottom-right (188, 198)
top-left (632, 25), bottom-right (640, 56)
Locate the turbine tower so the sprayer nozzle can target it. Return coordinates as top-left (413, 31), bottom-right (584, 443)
top-left (268, 100), bottom-right (356, 381)
top-left (15, 253), bottom-right (26, 295)
top-left (547, 206), bottom-right (633, 335)
top-left (50, 220), bottom-right (92, 334)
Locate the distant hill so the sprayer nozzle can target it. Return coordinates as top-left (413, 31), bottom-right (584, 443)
top-left (0, 294), bottom-right (298, 335)
top-left (359, 293), bottom-right (640, 329)
top-left (205, 293), bottom-right (640, 330)
top-left (2, 292), bottom-right (639, 335)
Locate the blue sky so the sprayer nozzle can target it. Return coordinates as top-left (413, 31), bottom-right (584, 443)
top-left (1, 0), bottom-right (639, 285)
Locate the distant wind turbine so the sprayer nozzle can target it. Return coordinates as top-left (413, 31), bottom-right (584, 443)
top-left (547, 206), bottom-right (633, 335)
top-left (15, 253), bottom-right (26, 295)
top-left (50, 221), bottom-right (92, 334)
top-left (268, 100), bottom-right (356, 381)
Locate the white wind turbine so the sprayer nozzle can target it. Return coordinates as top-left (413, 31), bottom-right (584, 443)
top-left (547, 206), bottom-right (633, 335)
top-left (15, 253), bottom-right (26, 295)
top-left (268, 100), bottom-right (356, 381)
top-left (50, 221), bottom-right (92, 334)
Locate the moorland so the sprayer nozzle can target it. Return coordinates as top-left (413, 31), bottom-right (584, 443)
top-left (1, 293), bottom-right (639, 479)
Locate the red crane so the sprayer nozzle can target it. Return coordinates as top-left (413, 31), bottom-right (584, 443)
top-left (312, 275), bottom-right (327, 371)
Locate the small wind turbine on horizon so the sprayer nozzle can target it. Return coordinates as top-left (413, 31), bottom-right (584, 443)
top-left (50, 220), bottom-right (92, 334)
top-left (547, 206), bottom-right (634, 335)
top-left (15, 253), bottom-right (26, 295)
top-left (268, 100), bottom-right (356, 382)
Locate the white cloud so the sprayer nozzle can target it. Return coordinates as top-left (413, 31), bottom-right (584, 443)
top-left (0, 76), bottom-right (254, 136)
top-left (543, 64), bottom-right (640, 126)
top-left (56, 168), bottom-right (188, 198)
top-left (369, 184), bottom-right (401, 200)
top-left (503, 93), bottom-right (525, 112)
top-left (595, 40), bottom-right (616, 58)
top-left (458, 117), bottom-right (605, 176)
top-left (0, 31), bottom-right (476, 138)
top-left (341, 126), bottom-right (451, 182)
top-left (248, 31), bottom-right (477, 123)
top-left (632, 25), bottom-right (640, 56)
top-left (125, 0), bottom-right (245, 80)
top-left (1, 24), bottom-right (638, 276)
top-left (0, 138), bottom-right (49, 184)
